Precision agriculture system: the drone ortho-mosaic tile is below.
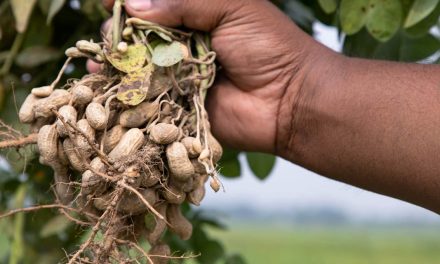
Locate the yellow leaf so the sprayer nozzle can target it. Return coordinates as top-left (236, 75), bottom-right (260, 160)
top-left (117, 64), bottom-right (154, 106)
top-left (105, 44), bottom-right (147, 73)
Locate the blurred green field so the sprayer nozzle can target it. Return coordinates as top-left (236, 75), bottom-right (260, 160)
top-left (208, 224), bottom-right (440, 264)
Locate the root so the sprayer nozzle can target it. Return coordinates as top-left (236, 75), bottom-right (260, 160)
top-left (0, 133), bottom-right (37, 149)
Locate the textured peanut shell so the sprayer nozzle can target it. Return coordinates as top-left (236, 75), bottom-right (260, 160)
top-left (140, 167), bottom-right (161, 188)
top-left (31, 85), bottom-right (53, 97)
top-left (166, 142), bottom-right (194, 182)
top-left (34, 89), bottom-right (71, 118)
top-left (181, 137), bottom-right (202, 158)
top-left (187, 174), bottom-right (207, 206)
top-left (85, 102), bottom-right (107, 130)
top-left (119, 101), bottom-right (159, 128)
top-left (162, 184), bottom-right (186, 204)
top-left (71, 85), bottom-right (93, 105)
top-left (94, 188), bottom-right (157, 214)
top-left (63, 138), bottom-right (87, 173)
top-left (149, 123), bottom-right (179, 144)
top-left (30, 117), bottom-right (52, 133)
top-left (81, 157), bottom-right (106, 195)
top-left (19, 94), bottom-right (40, 123)
top-left (75, 119), bottom-right (95, 158)
top-left (167, 204), bottom-right (193, 240)
top-left (146, 203), bottom-right (168, 245)
top-left (55, 105), bottom-right (78, 137)
top-left (52, 162), bottom-right (74, 205)
top-left (108, 128), bottom-right (144, 161)
top-left (102, 125), bottom-right (127, 153)
top-left (148, 243), bottom-right (171, 264)
top-left (208, 133), bottom-right (223, 163)
top-left (57, 141), bottom-right (69, 166)
top-left (191, 159), bottom-right (207, 174)
top-left (37, 125), bottom-right (59, 165)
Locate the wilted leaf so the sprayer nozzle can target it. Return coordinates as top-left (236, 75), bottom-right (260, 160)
top-left (318, 0), bottom-right (337, 14)
top-left (40, 215), bottom-right (72, 238)
top-left (47, 0), bottom-right (66, 24)
top-left (404, 0), bottom-right (439, 28)
top-left (246, 152), bottom-right (276, 180)
top-left (117, 64), bottom-right (154, 106)
top-left (10, 0), bottom-right (37, 33)
top-left (152, 41), bottom-right (188, 67)
top-left (366, 0), bottom-right (402, 42)
top-left (340, 0), bottom-right (369, 35)
top-left (106, 44), bottom-right (147, 73)
top-left (16, 46), bottom-right (60, 68)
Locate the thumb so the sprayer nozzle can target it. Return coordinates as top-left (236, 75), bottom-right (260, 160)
top-left (113, 0), bottom-right (240, 31)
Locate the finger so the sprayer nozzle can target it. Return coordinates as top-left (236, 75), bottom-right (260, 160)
top-left (123, 0), bottom-right (243, 31)
top-left (102, 0), bottom-right (114, 12)
top-left (86, 59), bottom-right (102, 73)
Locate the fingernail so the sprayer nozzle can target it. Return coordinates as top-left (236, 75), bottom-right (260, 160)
top-left (126, 0), bottom-right (152, 11)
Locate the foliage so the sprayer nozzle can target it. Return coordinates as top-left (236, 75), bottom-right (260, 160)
top-left (0, 0), bottom-right (439, 263)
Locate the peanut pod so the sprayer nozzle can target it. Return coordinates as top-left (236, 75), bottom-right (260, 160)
top-left (162, 184), bottom-right (186, 204)
top-left (71, 84), bottom-right (94, 105)
top-left (119, 101), bottom-right (159, 128)
top-left (108, 128), bottom-right (144, 161)
top-left (37, 125), bottom-right (59, 165)
top-left (52, 162), bottom-right (74, 205)
top-left (166, 142), bottom-right (194, 181)
top-left (75, 119), bottom-right (95, 158)
top-left (19, 94), bottom-right (40, 123)
top-left (55, 105), bottom-right (78, 137)
top-left (85, 102), bottom-right (108, 130)
top-left (101, 125), bottom-right (127, 153)
top-left (63, 138), bottom-right (88, 173)
top-left (34, 89), bottom-right (71, 118)
top-left (140, 167), bottom-right (162, 188)
top-left (81, 157), bottom-right (106, 195)
top-left (148, 243), bottom-right (171, 264)
top-left (146, 203), bottom-right (168, 245)
top-left (149, 123), bottom-right (179, 144)
top-left (31, 85), bottom-right (53, 97)
top-left (181, 137), bottom-right (202, 158)
top-left (167, 204), bottom-right (193, 240)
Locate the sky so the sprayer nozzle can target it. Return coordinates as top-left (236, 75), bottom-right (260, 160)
top-left (201, 23), bottom-right (440, 223)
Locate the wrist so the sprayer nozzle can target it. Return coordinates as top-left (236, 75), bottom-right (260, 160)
top-left (275, 44), bottom-right (346, 161)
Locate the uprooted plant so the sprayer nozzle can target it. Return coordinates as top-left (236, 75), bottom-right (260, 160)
top-left (0, 1), bottom-right (222, 263)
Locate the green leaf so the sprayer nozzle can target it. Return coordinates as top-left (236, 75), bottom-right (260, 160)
top-left (15, 46), bottom-right (60, 68)
top-left (366, 0), bottom-right (402, 42)
top-left (405, 3), bottom-right (440, 37)
top-left (340, 0), bottom-right (369, 35)
top-left (10, 0), bottom-right (37, 33)
top-left (152, 41), bottom-right (188, 67)
top-left (246, 152), bottom-right (276, 180)
top-left (400, 34), bottom-right (440, 62)
top-left (318, 0), bottom-right (338, 14)
top-left (220, 159), bottom-right (241, 178)
top-left (404, 0), bottom-right (439, 28)
top-left (47, 0), bottom-right (66, 24)
top-left (219, 149), bottom-right (241, 178)
top-left (40, 215), bottom-right (72, 238)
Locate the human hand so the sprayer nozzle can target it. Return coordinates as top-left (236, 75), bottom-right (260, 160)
top-left (94, 0), bottom-right (335, 154)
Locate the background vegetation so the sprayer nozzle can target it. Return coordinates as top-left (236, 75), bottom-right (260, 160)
top-left (0, 0), bottom-right (439, 263)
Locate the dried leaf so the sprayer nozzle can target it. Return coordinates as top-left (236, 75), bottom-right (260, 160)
top-left (47, 0), bottom-right (66, 24)
top-left (152, 41), bottom-right (188, 67)
top-left (105, 44), bottom-right (147, 73)
top-left (117, 64), bottom-right (154, 106)
top-left (11, 0), bottom-right (37, 33)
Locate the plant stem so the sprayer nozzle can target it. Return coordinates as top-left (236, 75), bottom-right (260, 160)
top-left (112, 0), bottom-right (123, 51)
top-left (0, 33), bottom-right (24, 76)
